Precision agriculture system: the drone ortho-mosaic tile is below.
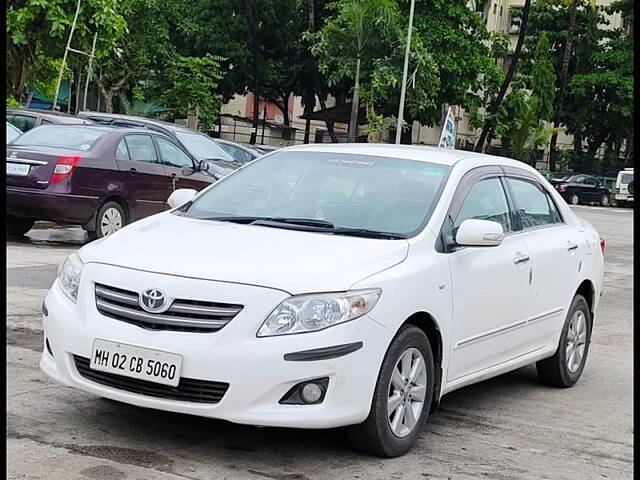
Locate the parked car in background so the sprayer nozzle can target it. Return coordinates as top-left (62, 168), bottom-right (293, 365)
top-left (216, 139), bottom-right (262, 164)
top-left (77, 112), bottom-right (238, 178)
top-left (251, 144), bottom-right (282, 155)
top-left (41, 144), bottom-right (603, 457)
top-left (612, 168), bottom-right (633, 207)
top-left (6, 122), bottom-right (22, 143)
top-left (6, 125), bottom-right (214, 239)
top-left (7, 108), bottom-right (95, 132)
top-left (549, 173), bottom-right (611, 206)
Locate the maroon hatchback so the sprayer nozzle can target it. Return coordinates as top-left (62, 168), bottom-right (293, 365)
top-left (6, 125), bottom-right (215, 239)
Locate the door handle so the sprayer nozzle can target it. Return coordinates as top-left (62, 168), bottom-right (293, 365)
top-left (567, 242), bottom-right (578, 251)
top-left (514, 253), bottom-right (530, 264)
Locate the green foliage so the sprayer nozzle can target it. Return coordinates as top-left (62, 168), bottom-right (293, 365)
top-left (163, 55), bottom-right (225, 129)
top-left (7, 96), bottom-right (21, 108)
top-left (495, 33), bottom-right (557, 164)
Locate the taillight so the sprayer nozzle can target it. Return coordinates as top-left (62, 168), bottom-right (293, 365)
top-left (557, 184), bottom-right (567, 191)
top-left (50, 155), bottom-right (82, 184)
top-left (600, 238), bottom-right (606, 254)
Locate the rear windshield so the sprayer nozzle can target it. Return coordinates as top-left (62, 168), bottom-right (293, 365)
top-left (11, 125), bottom-right (105, 151)
top-left (621, 173), bottom-right (634, 184)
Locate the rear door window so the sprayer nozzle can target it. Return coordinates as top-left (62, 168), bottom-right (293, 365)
top-left (124, 135), bottom-right (158, 163)
top-left (507, 178), bottom-right (561, 229)
top-left (11, 115), bottom-right (37, 132)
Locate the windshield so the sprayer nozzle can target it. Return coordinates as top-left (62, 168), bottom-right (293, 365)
top-left (184, 151), bottom-right (451, 237)
top-left (174, 131), bottom-right (232, 161)
top-left (6, 123), bottom-right (21, 143)
top-left (11, 125), bottom-right (104, 150)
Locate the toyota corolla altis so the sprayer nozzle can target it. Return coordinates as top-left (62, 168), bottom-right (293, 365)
top-left (41, 144), bottom-right (604, 457)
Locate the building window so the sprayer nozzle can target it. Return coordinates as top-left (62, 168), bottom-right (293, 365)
top-left (494, 3), bottom-right (497, 14)
top-left (500, 6), bottom-right (503, 16)
top-left (509, 16), bottom-right (521, 34)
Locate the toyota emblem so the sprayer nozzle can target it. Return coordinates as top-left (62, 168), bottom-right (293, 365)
top-left (139, 288), bottom-right (167, 313)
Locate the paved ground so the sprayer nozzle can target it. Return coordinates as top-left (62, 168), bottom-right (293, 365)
top-left (6, 206), bottom-right (633, 480)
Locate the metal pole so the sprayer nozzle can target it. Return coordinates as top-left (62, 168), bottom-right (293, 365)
top-left (395, 0), bottom-right (416, 144)
top-left (53, 0), bottom-right (82, 110)
top-left (83, 32), bottom-right (98, 111)
top-left (96, 66), bottom-right (102, 111)
top-left (261, 106), bottom-right (267, 144)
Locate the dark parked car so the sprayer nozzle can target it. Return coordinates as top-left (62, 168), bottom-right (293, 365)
top-left (6, 125), bottom-right (214, 239)
top-left (216, 139), bottom-right (263, 164)
top-left (549, 173), bottom-right (611, 206)
top-left (7, 108), bottom-right (95, 132)
top-left (77, 111), bottom-right (239, 177)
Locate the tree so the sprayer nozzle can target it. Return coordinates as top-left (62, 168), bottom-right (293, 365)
top-left (475, 0), bottom-right (533, 152)
top-left (494, 33), bottom-right (557, 164)
top-left (162, 55), bottom-right (225, 130)
top-left (7, 0), bottom-right (127, 101)
top-left (312, 0), bottom-right (402, 141)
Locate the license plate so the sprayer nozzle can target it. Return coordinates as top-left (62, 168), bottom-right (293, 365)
top-left (90, 339), bottom-right (182, 386)
top-left (6, 163), bottom-right (30, 176)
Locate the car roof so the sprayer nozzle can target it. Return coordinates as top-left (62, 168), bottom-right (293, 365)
top-left (280, 143), bottom-right (537, 171)
top-left (77, 111), bottom-right (197, 133)
top-left (7, 108), bottom-right (95, 123)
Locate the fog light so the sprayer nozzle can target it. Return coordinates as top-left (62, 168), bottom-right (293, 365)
top-left (279, 377), bottom-right (329, 405)
top-left (301, 383), bottom-right (322, 403)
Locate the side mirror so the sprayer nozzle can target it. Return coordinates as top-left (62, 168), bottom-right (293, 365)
top-left (167, 188), bottom-right (197, 209)
top-left (456, 219), bottom-right (504, 247)
top-left (197, 160), bottom-right (211, 172)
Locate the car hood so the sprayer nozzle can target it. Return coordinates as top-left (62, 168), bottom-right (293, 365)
top-left (79, 213), bottom-right (409, 294)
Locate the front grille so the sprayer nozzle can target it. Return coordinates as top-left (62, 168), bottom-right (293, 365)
top-left (94, 283), bottom-right (243, 333)
top-left (73, 355), bottom-right (229, 404)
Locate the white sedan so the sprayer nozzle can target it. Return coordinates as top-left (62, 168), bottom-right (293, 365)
top-left (41, 144), bottom-right (604, 457)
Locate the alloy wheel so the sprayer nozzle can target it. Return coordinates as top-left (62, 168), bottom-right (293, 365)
top-left (100, 207), bottom-right (123, 237)
top-left (571, 194), bottom-right (579, 205)
top-left (566, 310), bottom-right (587, 373)
top-left (387, 348), bottom-right (427, 438)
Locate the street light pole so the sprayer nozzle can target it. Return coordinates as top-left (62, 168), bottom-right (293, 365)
top-left (395, 0), bottom-right (416, 145)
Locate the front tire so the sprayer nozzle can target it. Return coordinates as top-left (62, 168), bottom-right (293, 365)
top-left (599, 194), bottom-right (609, 207)
top-left (88, 201), bottom-right (126, 240)
top-left (536, 294), bottom-right (591, 388)
top-left (7, 216), bottom-right (35, 236)
top-left (348, 325), bottom-right (434, 457)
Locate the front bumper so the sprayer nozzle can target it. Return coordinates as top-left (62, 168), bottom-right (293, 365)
top-left (40, 264), bottom-right (391, 428)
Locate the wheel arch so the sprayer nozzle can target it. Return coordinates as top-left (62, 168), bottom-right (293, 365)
top-left (84, 195), bottom-right (132, 232)
top-left (401, 311), bottom-right (443, 413)
top-left (575, 279), bottom-right (596, 319)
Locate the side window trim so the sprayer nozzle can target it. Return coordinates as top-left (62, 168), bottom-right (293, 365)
top-left (153, 135), bottom-right (195, 169)
top-left (115, 138), bottom-right (131, 161)
top-left (123, 133), bottom-right (159, 164)
top-left (505, 175), bottom-right (565, 231)
top-left (435, 165), bottom-right (504, 253)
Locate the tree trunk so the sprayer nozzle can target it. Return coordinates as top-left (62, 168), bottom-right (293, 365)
top-left (475, 0), bottom-right (532, 152)
top-left (24, 91), bottom-right (34, 109)
top-left (548, 0), bottom-right (578, 171)
top-left (245, 0), bottom-right (261, 144)
top-left (318, 95), bottom-right (339, 142)
top-left (348, 56), bottom-right (361, 143)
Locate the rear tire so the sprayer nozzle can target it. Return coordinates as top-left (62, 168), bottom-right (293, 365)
top-left (536, 294), bottom-right (591, 388)
top-left (7, 216), bottom-right (35, 236)
top-left (347, 325), bottom-right (434, 457)
top-left (570, 193), bottom-right (580, 205)
top-left (89, 201), bottom-right (126, 240)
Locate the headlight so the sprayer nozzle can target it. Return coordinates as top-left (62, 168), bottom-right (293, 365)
top-left (257, 289), bottom-right (381, 337)
top-left (57, 253), bottom-right (83, 303)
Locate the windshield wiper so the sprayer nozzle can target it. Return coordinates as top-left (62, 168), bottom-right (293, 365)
top-left (250, 217), bottom-right (335, 228)
top-left (327, 227), bottom-right (407, 239)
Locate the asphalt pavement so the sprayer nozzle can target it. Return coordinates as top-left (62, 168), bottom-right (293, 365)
top-left (6, 205), bottom-right (634, 480)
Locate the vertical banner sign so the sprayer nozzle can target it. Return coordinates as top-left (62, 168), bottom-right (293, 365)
top-left (438, 107), bottom-right (456, 149)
